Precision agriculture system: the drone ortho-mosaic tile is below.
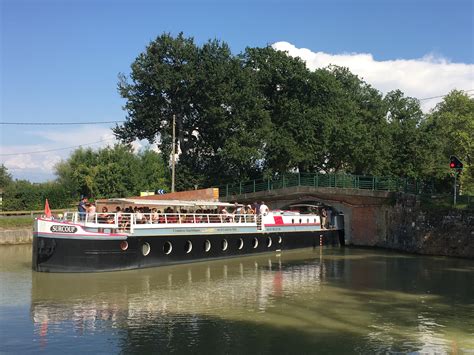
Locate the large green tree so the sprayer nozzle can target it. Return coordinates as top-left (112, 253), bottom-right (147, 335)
top-left (115, 33), bottom-right (268, 188)
top-left (422, 90), bottom-right (474, 193)
top-left (242, 46), bottom-right (324, 174)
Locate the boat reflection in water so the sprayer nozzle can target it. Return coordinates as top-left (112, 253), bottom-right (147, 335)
top-left (31, 248), bottom-right (331, 341)
top-left (29, 247), bottom-right (474, 354)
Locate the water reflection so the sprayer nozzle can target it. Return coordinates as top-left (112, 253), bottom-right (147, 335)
top-left (30, 251), bottom-right (327, 332)
top-left (1, 245), bottom-right (473, 354)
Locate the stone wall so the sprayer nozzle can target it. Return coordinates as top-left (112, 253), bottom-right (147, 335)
top-left (383, 199), bottom-right (473, 259)
top-left (349, 193), bottom-right (474, 259)
top-left (0, 229), bottom-right (32, 245)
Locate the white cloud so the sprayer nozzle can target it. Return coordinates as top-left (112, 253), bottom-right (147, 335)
top-left (272, 42), bottom-right (474, 111)
top-left (0, 124), bottom-right (158, 182)
top-left (1, 125), bottom-right (119, 182)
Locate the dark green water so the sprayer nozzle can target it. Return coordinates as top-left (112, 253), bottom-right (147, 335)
top-left (0, 245), bottom-right (473, 354)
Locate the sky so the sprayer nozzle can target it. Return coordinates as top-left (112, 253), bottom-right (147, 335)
top-left (1, 0), bottom-right (473, 182)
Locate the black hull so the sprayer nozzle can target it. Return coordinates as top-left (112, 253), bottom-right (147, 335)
top-left (33, 230), bottom-right (342, 273)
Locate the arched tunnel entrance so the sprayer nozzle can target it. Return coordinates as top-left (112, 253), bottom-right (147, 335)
top-left (220, 186), bottom-right (394, 246)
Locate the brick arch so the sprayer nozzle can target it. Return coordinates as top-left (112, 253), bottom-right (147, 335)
top-left (221, 186), bottom-right (394, 245)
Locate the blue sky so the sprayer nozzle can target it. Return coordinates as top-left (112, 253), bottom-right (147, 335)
top-left (1, 0), bottom-right (473, 182)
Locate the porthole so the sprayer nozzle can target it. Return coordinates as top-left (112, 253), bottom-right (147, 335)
top-left (120, 241), bottom-right (128, 251)
top-left (253, 237), bottom-right (258, 249)
top-left (266, 237), bottom-right (272, 248)
top-left (142, 242), bottom-right (151, 256)
top-left (163, 241), bottom-right (172, 255)
top-left (204, 240), bottom-right (211, 252)
top-left (278, 236), bottom-right (282, 244)
top-left (222, 239), bottom-right (228, 251)
top-left (185, 240), bottom-right (192, 254)
top-left (238, 238), bottom-right (244, 250)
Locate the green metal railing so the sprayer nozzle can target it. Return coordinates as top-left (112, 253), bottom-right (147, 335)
top-left (218, 172), bottom-right (421, 198)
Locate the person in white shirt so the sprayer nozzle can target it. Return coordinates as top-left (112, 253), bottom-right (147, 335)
top-left (87, 203), bottom-right (96, 222)
top-left (259, 201), bottom-right (269, 216)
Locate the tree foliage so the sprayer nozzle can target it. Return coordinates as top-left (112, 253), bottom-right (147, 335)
top-left (55, 144), bottom-right (169, 199)
top-left (114, 32), bottom-right (474, 195)
top-left (0, 164), bottom-right (13, 189)
top-left (2, 178), bottom-right (74, 211)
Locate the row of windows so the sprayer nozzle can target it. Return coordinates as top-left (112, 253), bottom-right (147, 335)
top-left (119, 237), bottom-right (283, 256)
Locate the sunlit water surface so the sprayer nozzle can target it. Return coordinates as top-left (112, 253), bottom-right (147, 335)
top-left (0, 245), bottom-right (473, 354)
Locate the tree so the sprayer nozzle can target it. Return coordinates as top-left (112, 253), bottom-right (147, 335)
top-left (115, 33), bottom-right (268, 188)
top-left (384, 90), bottom-right (424, 178)
top-left (242, 46), bottom-right (316, 174)
top-left (423, 90), bottom-right (474, 193)
top-left (328, 66), bottom-right (390, 175)
top-left (55, 145), bottom-right (169, 198)
top-left (2, 180), bottom-right (74, 211)
top-left (0, 164), bottom-right (13, 189)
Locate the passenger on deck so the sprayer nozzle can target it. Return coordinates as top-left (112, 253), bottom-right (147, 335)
top-left (234, 203), bottom-right (244, 223)
top-left (254, 201), bottom-right (261, 215)
top-left (220, 207), bottom-right (232, 222)
top-left (87, 202), bottom-right (96, 222)
top-left (321, 208), bottom-right (327, 229)
top-left (99, 207), bottom-right (114, 224)
top-left (134, 207), bottom-right (144, 224)
top-left (245, 204), bottom-right (255, 222)
top-left (259, 201), bottom-right (270, 216)
top-left (151, 208), bottom-right (159, 223)
top-left (78, 196), bottom-right (87, 221)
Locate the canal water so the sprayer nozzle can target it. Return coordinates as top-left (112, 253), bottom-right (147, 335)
top-left (0, 245), bottom-right (473, 354)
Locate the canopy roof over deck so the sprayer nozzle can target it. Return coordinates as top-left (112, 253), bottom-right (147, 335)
top-left (102, 198), bottom-right (241, 208)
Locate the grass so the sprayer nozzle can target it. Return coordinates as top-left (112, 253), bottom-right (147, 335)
top-left (0, 216), bottom-right (36, 229)
top-left (419, 194), bottom-right (473, 211)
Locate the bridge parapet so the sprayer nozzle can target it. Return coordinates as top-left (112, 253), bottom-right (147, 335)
top-left (218, 172), bottom-right (420, 199)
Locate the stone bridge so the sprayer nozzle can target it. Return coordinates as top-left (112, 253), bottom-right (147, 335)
top-left (220, 185), bottom-right (396, 246)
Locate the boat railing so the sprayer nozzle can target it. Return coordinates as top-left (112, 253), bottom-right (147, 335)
top-left (62, 212), bottom-right (257, 232)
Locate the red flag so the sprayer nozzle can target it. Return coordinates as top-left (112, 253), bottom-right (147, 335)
top-left (44, 199), bottom-right (52, 218)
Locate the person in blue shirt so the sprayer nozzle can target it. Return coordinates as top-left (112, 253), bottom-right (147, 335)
top-left (78, 196), bottom-right (88, 221)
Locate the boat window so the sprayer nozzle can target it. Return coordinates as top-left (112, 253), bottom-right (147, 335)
top-left (142, 242), bottom-right (151, 256)
top-left (292, 219), bottom-right (294, 224)
top-left (163, 241), bottom-right (172, 255)
top-left (299, 219), bottom-right (302, 224)
top-left (222, 239), bottom-right (228, 251)
top-left (204, 240), bottom-right (211, 252)
top-left (120, 241), bottom-right (128, 251)
top-left (238, 238), bottom-right (244, 250)
top-left (307, 218), bottom-right (309, 223)
top-left (266, 237), bottom-right (272, 248)
top-left (253, 237), bottom-right (258, 249)
top-left (278, 236), bottom-right (282, 244)
top-left (185, 240), bottom-right (192, 254)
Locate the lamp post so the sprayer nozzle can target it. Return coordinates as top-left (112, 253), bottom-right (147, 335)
top-left (171, 114), bottom-right (176, 193)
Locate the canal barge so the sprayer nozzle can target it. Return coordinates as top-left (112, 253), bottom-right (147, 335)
top-left (32, 199), bottom-right (342, 272)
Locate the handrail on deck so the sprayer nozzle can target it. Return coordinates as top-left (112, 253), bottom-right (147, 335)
top-left (218, 172), bottom-right (423, 198)
top-left (63, 212), bottom-right (257, 231)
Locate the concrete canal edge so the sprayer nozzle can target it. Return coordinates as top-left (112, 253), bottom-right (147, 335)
top-left (0, 229), bottom-right (32, 245)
